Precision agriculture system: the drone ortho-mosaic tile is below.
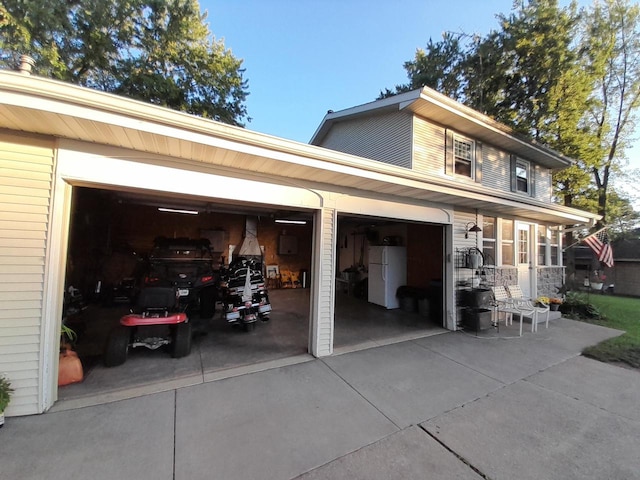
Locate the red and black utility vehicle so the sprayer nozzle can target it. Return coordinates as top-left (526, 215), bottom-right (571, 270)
top-left (104, 286), bottom-right (191, 367)
top-left (143, 237), bottom-right (219, 318)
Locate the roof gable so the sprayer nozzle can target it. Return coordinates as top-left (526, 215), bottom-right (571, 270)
top-left (310, 87), bottom-right (572, 170)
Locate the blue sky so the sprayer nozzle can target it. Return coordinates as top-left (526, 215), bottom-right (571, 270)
top-left (204, 0), bottom-right (638, 205)
top-left (206, 0), bottom-right (520, 142)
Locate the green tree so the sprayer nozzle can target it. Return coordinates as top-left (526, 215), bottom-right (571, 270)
top-left (480, 0), bottom-right (582, 142)
top-left (580, 0), bottom-right (640, 226)
top-left (383, 0), bottom-right (640, 232)
top-left (0, 0), bottom-right (249, 126)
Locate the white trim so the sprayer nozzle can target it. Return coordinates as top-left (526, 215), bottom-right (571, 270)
top-left (41, 171), bottom-right (73, 412)
top-left (444, 224), bottom-right (455, 330)
top-left (334, 195), bottom-right (452, 224)
top-left (309, 208), bottom-right (336, 356)
top-left (515, 158), bottom-right (531, 195)
top-left (0, 74), bottom-right (601, 226)
top-left (453, 134), bottom-right (475, 180)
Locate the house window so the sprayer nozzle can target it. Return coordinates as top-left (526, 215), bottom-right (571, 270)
top-left (538, 226), bottom-right (548, 265)
top-left (550, 229), bottom-right (559, 265)
top-left (518, 227), bottom-right (529, 264)
top-left (501, 219), bottom-right (514, 265)
top-left (454, 136), bottom-right (474, 178)
top-left (515, 159), bottom-right (530, 194)
top-left (482, 216), bottom-right (496, 265)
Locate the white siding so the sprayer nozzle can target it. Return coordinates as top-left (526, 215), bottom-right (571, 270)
top-left (319, 110), bottom-right (412, 168)
top-left (0, 135), bottom-right (54, 416)
top-left (481, 144), bottom-right (512, 192)
top-left (453, 210), bottom-right (482, 329)
top-left (310, 208), bottom-right (336, 356)
top-left (412, 116), bottom-right (446, 175)
top-left (534, 164), bottom-right (552, 202)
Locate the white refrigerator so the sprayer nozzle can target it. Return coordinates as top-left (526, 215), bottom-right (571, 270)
top-left (368, 246), bottom-right (407, 309)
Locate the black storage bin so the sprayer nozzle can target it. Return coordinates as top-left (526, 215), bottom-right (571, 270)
top-left (462, 288), bottom-right (493, 308)
top-left (397, 286), bottom-right (419, 313)
top-left (463, 308), bottom-right (493, 331)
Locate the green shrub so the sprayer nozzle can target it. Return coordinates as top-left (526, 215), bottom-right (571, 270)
top-left (0, 375), bottom-right (13, 413)
top-left (559, 291), bottom-right (603, 320)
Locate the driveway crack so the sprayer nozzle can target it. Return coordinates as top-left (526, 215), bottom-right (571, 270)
top-left (418, 424), bottom-right (493, 480)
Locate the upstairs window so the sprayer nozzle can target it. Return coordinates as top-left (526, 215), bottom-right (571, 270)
top-left (514, 158), bottom-right (530, 194)
top-left (454, 136), bottom-right (474, 178)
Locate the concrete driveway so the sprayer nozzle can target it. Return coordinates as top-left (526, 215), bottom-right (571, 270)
top-left (1, 318), bottom-right (638, 480)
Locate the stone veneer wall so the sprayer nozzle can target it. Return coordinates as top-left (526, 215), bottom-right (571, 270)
top-left (485, 267), bottom-right (518, 287)
top-left (482, 266), bottom-right (563, 298)
top-left (536, 267), bottom-right (565, 297)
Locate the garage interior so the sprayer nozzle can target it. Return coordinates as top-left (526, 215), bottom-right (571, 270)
top-left (58, 187), bottom-right (446, 404)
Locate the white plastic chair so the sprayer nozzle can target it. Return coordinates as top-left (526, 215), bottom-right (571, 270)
top-left (506, 285), bottom-right (550, 333)
top-left (491, 286), bottom-right (531, 335)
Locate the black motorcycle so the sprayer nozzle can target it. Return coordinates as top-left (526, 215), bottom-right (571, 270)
top-left (220, 258), bottom-right (271, 331)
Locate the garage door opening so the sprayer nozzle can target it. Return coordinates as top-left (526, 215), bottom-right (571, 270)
top-left (58, 186), bottom-right (314, 402)
top-left (333, 215), bottom-right (447, 352)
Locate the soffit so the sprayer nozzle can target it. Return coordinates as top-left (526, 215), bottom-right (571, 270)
top-left (0, 72), bottom-right (596, 226)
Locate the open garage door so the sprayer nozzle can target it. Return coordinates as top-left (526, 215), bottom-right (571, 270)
top-left (333, 214), bottom-right (447, 352)
top-left (58, 186), bottom-right (314, 403)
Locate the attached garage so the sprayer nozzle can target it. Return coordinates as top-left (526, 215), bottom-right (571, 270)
top-left (54, 147), bottom-right (451, 405)
top-left (4, 73), bottom-right (597, 417)
top-left (0, 72), bottom-right (460, 414)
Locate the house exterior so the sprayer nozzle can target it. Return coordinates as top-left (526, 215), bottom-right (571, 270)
top-left (311, 89), bottom-right (597, 301)
top-left (0, 71), bottom-right (599, 417)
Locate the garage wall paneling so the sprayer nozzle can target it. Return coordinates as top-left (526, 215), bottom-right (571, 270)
top-left (310, 208), bottom-right (336, 356)
top-left (0, 134), bottom-right (55, 416)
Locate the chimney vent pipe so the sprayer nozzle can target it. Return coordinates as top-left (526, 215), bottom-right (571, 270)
top-left (18, 55), bottom-right (35, 75)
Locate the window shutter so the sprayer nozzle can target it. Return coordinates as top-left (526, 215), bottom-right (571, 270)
top-left (475, 142), bottom-right (483, 183)
top-left (510, 154), bottom-right (517, 192)
top-left (445, 129), bottom-right (454, 176)
top-left (530, 164), bottom-right (537, 197)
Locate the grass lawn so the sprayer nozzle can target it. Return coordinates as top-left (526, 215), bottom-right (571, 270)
top-left (579, 295), bottom-right (640, 368)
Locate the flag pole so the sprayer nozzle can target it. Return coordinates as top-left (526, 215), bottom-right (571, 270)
top-left (562, 226), bottom-right (608, 252)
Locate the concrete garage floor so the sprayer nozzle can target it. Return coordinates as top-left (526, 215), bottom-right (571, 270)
top-left (56, 288), bottom-right (445, 409)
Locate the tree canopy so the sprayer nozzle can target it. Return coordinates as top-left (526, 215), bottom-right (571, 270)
top-left (381, 0), bottom-right (640, 234)
top-left (0, 0), bottom-right (249, 126)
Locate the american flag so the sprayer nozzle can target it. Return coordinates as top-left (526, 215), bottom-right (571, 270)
top-left (583, 229), bottom-right (614, 268)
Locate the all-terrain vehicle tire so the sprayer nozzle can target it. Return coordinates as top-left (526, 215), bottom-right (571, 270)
top-left (172, 322), bottom-right (192, 358)
top-left (104, 326), bottom-right (130, 367)
top-left (199, 287), bottom-right (216, 319)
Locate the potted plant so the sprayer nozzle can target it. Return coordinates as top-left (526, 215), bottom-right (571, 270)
top-left (535, 296), bottom-right (550, 308)
top-left (549, 297), bottom-right (563, 311)
top-left (590, 271), bottom-right (606, 291)
top-left (59, 324), bottom-right (83, 386)
top-left (0, 374), bottom-right (14, 428)
top-left (60, 324), bottom-right (77, 352)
